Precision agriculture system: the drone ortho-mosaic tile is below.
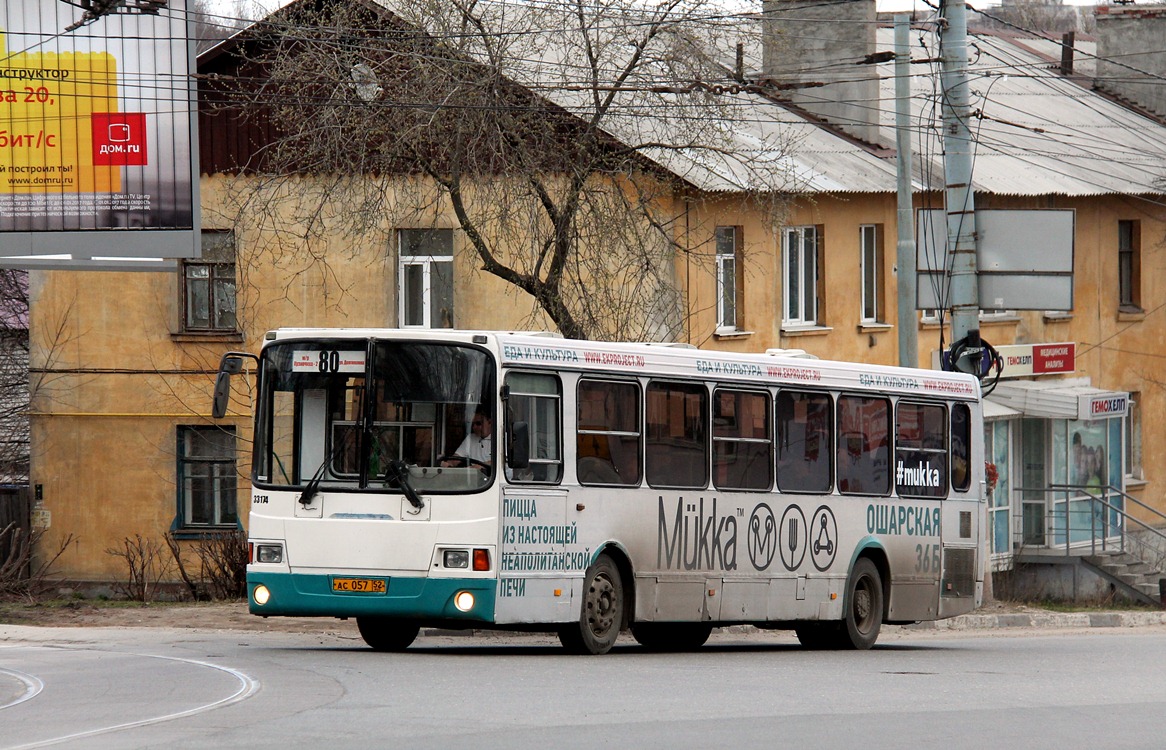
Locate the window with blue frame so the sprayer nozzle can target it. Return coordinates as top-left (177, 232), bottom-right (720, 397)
top-left (985, 420), bottom-right (1011, 556)
top-left (1051, 418), bottom-right (1122, 546)
top-left (177, 426), bottom-right (238, 529)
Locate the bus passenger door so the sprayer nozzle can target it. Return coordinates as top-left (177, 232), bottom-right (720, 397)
top-left (496, 487), bottom-right (577, 624)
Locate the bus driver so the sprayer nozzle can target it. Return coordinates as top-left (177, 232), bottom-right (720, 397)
top-left (443, 409), bottom-right (492, 468)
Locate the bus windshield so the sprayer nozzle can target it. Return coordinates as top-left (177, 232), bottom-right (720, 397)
top-left (254, 339), bottom-right (495, 493)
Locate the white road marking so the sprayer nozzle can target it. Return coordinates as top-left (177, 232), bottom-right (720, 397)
top-left (2, 647), bottom-right (260, 749)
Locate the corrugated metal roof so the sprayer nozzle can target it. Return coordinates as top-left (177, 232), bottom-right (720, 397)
top-left (328, 2), bottom-right (1166, 197)
top-left (538, 22), bottom-right (1166, 196)
top-left (872, 29), bottom-right (1166, 197)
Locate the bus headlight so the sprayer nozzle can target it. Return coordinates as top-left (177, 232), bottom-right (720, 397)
top-left (256, 544), bottom-right (283, 564)
top-left (453, 591), bottom-right (475, 612)
top-left (443, 549), bottom-right (469, 568)
top-left (253, 585), bottom-right (271, 606)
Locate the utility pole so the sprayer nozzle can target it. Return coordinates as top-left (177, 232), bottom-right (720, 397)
top-left (939, 0), bottom-right (981, 372)
top-left (895, 15), bottom-right (918, 369)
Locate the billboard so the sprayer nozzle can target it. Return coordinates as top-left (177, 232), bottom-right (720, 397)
top-left (916, 209), bottom-right (1074, 312)
top-left (0, 0), bottom-right (198, 268)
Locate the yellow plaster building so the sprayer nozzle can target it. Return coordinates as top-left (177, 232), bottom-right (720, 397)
top-left (24, 8), bottom-right (1166, 598)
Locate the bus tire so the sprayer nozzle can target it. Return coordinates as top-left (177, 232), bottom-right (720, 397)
top-left (356, 617), bottom-right (420, 651)
top-left (840, 557), bottom-right (884, 650)
top-left (558, 554), bottom-right (624, 655)
top-left (631, 622), bottom-right (712, 652)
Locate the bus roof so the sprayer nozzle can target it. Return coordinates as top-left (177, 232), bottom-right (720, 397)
top-left (263, 328), bottom-right (981, 401)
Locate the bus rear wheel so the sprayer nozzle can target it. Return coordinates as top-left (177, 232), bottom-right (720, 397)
top-left (631, 622), bottom-right (712, 652)
top-left (559, 554), bottom-right (624, 655)
top-left (840, 557), bottom-right (884, 650)
top-left (356, 617), bottom-right (420, 651)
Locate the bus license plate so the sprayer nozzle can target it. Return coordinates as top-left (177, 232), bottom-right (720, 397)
top-left (332, 577), bottom-right (386, 593)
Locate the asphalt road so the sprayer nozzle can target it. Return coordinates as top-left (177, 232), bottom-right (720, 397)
top-left (3, 622), bottom-right (1166, 749)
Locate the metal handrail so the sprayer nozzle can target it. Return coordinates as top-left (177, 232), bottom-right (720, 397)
top-left (1016, 484), bottom-right (1166, 558)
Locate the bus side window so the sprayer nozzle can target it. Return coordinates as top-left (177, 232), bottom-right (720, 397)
top-left (646, 381), bottom-right (708, 489)
top-left (577, 379), bottom-right (641, 486)
top-left (896, 402), bottom-right (948, 498)
top-left (777, 390), bottom-right (833, 493)
top-left (951, 403), bottom-right (971, 492)
top-left (505, 372), bottom-right (563, 483)
top-left (713, 388), bottom-right (772, 491)
top-left (836, 395), bottom-right (891, 495)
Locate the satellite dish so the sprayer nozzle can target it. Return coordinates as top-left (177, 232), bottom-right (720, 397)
top-left (350, 63), bottom-right (382, 102)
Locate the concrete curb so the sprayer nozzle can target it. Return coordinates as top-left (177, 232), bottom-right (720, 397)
top-left (902, 610), bottom-right (1166, 631)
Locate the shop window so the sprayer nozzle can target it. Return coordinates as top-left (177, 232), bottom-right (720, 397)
top-left (986, 420), bottom-right (1012, 555)
top-left (1125, 393), bottom-right (1142, 481)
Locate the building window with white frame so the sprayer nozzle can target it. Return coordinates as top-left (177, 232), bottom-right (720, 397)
top-left (177, 426), bottom-right (237, 529)
top-left (715, 226), bottom-right (743, 332)
top-left (860, 224), bottom-right (883, 324)
top-left (399, 229), bottom-right (454, 328)
top-left (182, 230), bottom-right (236, 333)
top-left (783, 225), bottom-right (819, 326)
top-left (1126, 392), bottom-right (1142, 481)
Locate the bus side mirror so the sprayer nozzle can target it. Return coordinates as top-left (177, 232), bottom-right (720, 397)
top-left (221, 354), bottom-right (245, 374)
top-left (508, 421), bottom-right (530, 469)
top-left (212, 371), bottom-right (233, 419)
top-left (212, 353), bottom-right (253, 419)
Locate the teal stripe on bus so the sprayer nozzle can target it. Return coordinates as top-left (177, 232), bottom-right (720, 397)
top-left (248, 572), bottom-right (497, 622)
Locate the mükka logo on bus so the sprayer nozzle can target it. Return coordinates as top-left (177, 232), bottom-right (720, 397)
top-left (657, 497), bottom-right (739, 571)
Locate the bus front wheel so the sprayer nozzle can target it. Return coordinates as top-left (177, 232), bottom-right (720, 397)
top-left (356, 617), bottom-right (420, 651)
top-left (559, 554), bottom-right (624, 655)
top-left (840, 557), bottom-right (884, 650)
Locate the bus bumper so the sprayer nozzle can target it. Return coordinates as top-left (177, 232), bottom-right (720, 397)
top-left (247, 571), bottom-right (497, 623)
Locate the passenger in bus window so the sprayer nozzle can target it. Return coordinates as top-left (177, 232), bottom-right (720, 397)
top-left (951, 433), bottom-right (968, 490)
top-left (443, 409), bottom-right (492, 469)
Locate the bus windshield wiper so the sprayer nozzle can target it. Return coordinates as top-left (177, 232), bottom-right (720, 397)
top-left (384, 460), bottom-right (425, 510)
top-left (298, 454), bottom-right (331, 506)
top-left (299, 430), bottom-right (353, 506)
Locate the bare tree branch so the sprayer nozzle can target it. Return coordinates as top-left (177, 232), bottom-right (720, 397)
top-left (211, 0), bottom-right (796, 340)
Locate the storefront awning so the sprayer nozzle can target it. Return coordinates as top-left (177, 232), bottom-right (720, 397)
top-left (987, 378), bottom-right (1130, 421)
top-left (982, 398), bottom-right (1021, 420)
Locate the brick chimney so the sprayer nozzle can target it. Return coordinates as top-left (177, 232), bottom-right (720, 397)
top-left (761, 0), bottom-right (880, 143)
top-left (1094, 5), bottom-right (1166, 118)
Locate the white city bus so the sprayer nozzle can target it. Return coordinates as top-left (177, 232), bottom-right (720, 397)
top-left (214, 328), bottom-right (985, 654)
